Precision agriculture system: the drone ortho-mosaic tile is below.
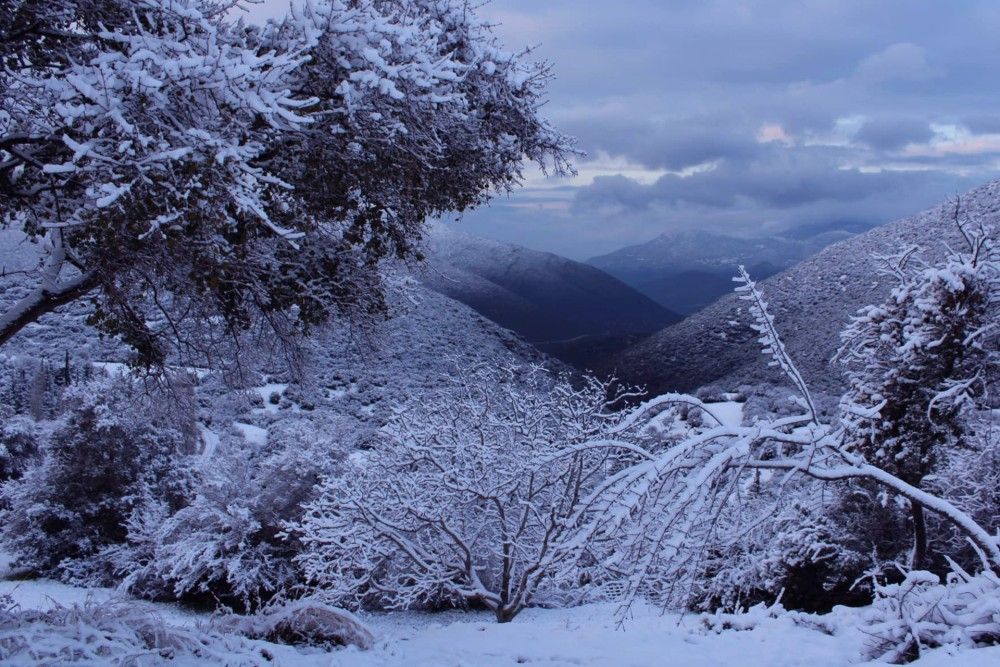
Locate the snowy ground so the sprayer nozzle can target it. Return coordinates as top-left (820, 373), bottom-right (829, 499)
top-left (325, 605), bottom-right (1000, 667)
top-left (3, 553), bottom-right (998, 667)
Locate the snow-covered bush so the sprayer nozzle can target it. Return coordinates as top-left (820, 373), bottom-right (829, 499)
top-left (838, 214), bottom-right (999, 569)
top-left (0, 376), bottom-right (190, 583)
top-left (294, 362), bottom-right (637, 622)
top-left (693, 491), bottom-right (872, 613)
top-left (122, 414), bottom-right (350, 609)
top-left (212, 597), bottom-right (374, 650)
top-left (0, 598), bottom-right (266, 664)
top-left (123, 457), bottom-right (292, 609)
top-left (863, 567), bottom-right (1000, 663)
top-left (928, 417), bottom-right (1000, 572)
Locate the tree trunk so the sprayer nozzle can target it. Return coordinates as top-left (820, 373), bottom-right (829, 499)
top-left (495, 605), bottom-right (518, 623)
top-left (911, 502), bottom-right (928, 570)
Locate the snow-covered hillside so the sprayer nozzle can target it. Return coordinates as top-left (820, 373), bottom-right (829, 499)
top-left (1, 226), bottom-right (560, 465)
top-left (610, 179), bottom-right (1000, 397)
top-left (419, 223), bottom-right (679, 368)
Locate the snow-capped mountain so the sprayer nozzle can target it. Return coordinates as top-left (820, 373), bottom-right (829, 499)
top-left (607, 180), bottom-right (1000, 397)
top-left (587, 229), bottom-right (853, 315)
top-left (418, 224), bottom-right (680, 368)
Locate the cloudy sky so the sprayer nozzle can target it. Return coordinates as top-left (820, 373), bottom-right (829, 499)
top-left (250, 0), bottom-right (1000, 259)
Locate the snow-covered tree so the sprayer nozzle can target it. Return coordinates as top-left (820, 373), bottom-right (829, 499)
top-left (121, 414), bottom-right (351, 609)
top-left (294, 362), bottom-right (638, 622)
top-left (0, 375), bottom-right (190, 583)
top-left (837, 211), bottom-right (999, 569)
top-left (551, 265), bottom-right (1000, 613)
top-left (0, 0), bottom-right (572, 370)
top-left (0, 415), bottom-right (39, 483)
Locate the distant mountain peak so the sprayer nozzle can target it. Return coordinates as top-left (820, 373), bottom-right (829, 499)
top-left (585, 227), bottom-right (854, 315)
top-left (419, 225), bottom-right (680, 369)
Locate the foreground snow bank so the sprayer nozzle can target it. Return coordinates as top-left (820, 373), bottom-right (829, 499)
top-left (0, 594), bottom-right (373, 666)
top-left (0, 562), bottom-right (372, 665)
top-left (0, 598), bottom-right (266, 665)
top-left (2, 570), bottom-right (999, 666)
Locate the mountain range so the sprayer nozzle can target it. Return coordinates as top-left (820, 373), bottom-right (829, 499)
top-left (586, 229), bottom-right (853, 315)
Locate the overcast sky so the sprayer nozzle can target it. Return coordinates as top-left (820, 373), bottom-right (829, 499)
top-left (249, 0), bottom-right (1000, 259)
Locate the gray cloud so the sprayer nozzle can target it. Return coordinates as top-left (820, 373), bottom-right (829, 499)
top-left (856, 117), bottom-right (934, 151)
top-left (573, 144), bottom-right (952, 218)
top-left (854, 43), bottom-right (942, 83)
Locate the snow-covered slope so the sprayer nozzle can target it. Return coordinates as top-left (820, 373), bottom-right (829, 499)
top-left (419, 224), bottom-right (679, 368)
top-left (587, 229), bottom-right (852, 315)
top-left (0, 228), bottom-right (556, 441)
top-left (280, 281), bottom-right (556, 426)
top-left (609, 180), bottom-right (1000, 397)
top-left (0, 229), bottom-right (548, 375)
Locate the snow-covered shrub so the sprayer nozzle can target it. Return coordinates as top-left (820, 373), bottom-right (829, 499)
top-left (123, 458), bottom-right (291, 609)
top-left (294, 362), bottom-right (636, 622)
top-left (0, 599), bottom-right (265, 664)
top-left (862, 568), bottom-right (1000, 663)
top-left (693, 492), bottom-right (872, 613)
top-left (123, 415), bottom-right (350, 609)
top-left (0, 415), bottom-right (39, 483)
top-left (212, 597), bottom-right (373, 650)
top-left (0, 376), bottom-right (190, 583)
top-left (919, 410), bottom-right (1000, 576)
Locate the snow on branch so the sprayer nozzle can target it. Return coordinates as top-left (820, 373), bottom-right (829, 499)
top-left (551, 263), bottom-right (1000, 615)
top-left (0, 0), bottom-right (576, 369)
top-left (734, 266), bottom-right (817, 422)
top-left (292, 362), bottom-right (632, 622)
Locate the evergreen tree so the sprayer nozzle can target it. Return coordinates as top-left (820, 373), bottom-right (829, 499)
top-left (837, 211), bottom-right (999, 569)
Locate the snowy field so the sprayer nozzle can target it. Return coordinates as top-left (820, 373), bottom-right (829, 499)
top-left (3, 556), bottom-right (998, 667)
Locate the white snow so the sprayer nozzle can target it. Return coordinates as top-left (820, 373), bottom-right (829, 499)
top-left (198, 423), bottom-right (220, 458)
top-left (342, 604), bottom-right (857, 667)
top-left (233, 421), bottom-right (268, 446)
top-left (2, 566), bottom-right (997, 666)
top-left (0, 578), bottom-right (116, 613)
top-left (707, 400), bottom-right (744, 427)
